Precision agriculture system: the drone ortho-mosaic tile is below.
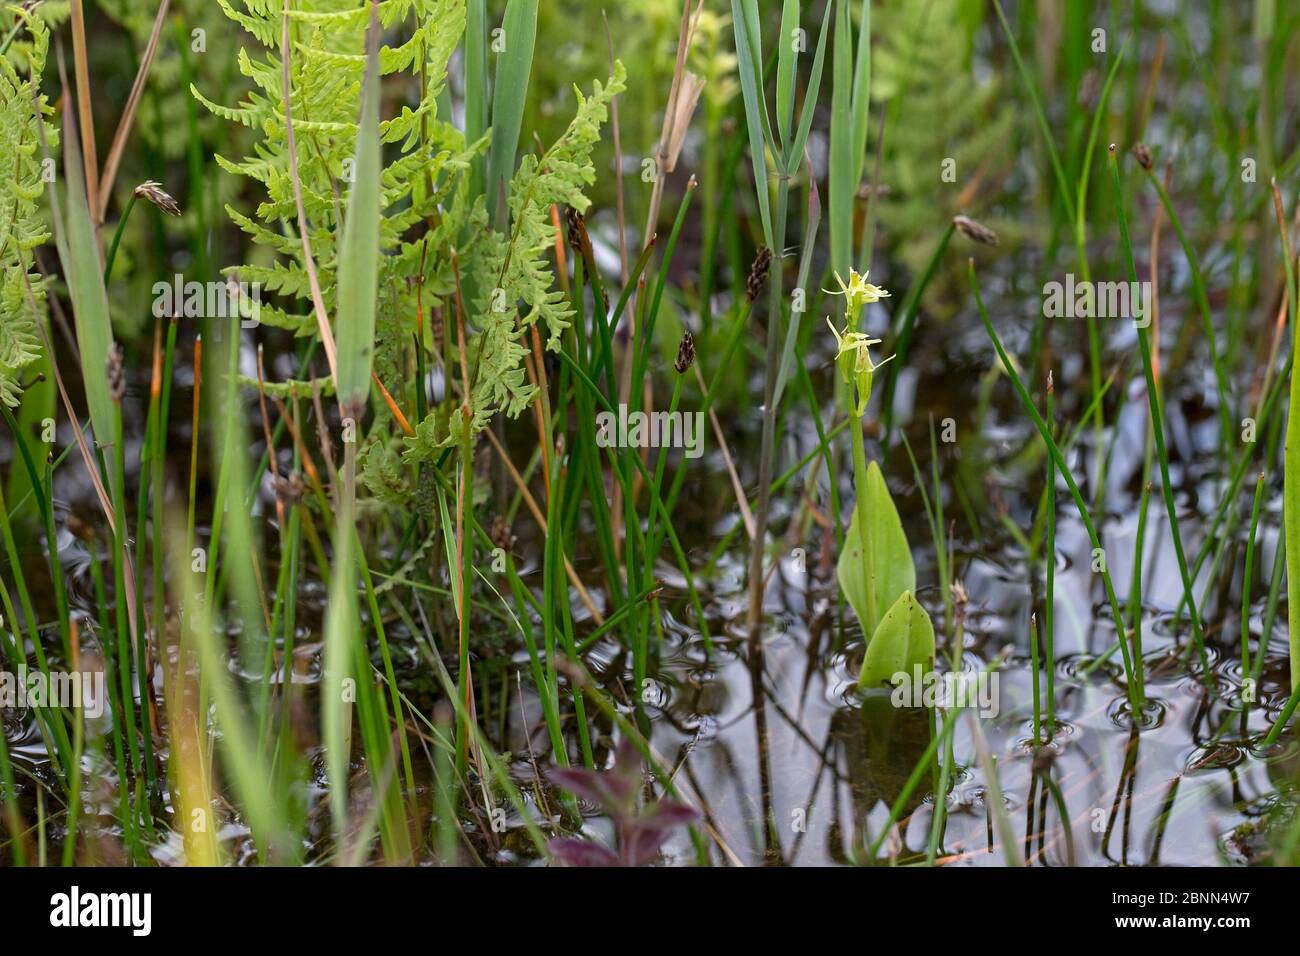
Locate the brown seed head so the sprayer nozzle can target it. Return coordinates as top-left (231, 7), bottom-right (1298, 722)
top-left (746, 245), bottom-right (772, 302)
top-left (1132, 143), bottom-right (1154, 171)
top-left (674, 329), bottom-right (695, 374)
top-left (564, 206), bottom-right (586, 256)
top-left (490, 515), bottom-right (515, 555)
top-left (953, 215), bottom-right (999, 247)
top-left (133, 180), bottom-right (181, 217)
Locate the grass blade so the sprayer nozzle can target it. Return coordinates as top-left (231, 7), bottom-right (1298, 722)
top-left (485, 0), bottom-right (538, 223)
top-left (335, 1), bottom-right (382, 414)
top-left (970, 259), bottom-right (1142, 711)
top-left (54, 102), bottom-right (115, 452)
top-left (465, 0), bottom-right (489, 195)
top-left (730, 0), bottom-right (773, 245)
top-left (775, 0), bottom-right (799, 149)
top-left (1106, 145), bottom-right (1208, 673)
top-left (96, 0), bottom-right (172, 221)
top-left (782, 0), bottom-right (832, 178)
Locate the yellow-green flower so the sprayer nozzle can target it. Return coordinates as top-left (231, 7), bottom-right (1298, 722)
top-left (826, 269), bottom-right (890, 315)
top-left (828, 317), bottom-right (894, 416)
top-left (827, 318), bottom-right (890, 373)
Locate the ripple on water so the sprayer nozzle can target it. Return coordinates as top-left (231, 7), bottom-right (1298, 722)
top-left (824, 653), bottom-right (860, 706)
top-left (966, 785), bottom-right (1018, 814)
top-left (1012, 717), bottom-right (1079, 757)
top-left (1140, 645), bottom-right (1204, 685)
top-left (1107, 695), bottom-right (1168, 731)
top-left (671, 667), bottom-right (729, 720)
top-left (1057, 653), bottom-right (1121, 688)
top-left (1183, 742), bottom-right (1248, 773)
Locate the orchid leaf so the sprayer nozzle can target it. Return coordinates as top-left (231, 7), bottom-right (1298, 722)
top-left (837, 459), bottom-right (915, 639)
top-left (859, 590), bottom-right (935, 690)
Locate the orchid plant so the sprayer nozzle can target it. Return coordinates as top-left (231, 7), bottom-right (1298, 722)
top-left (828, 271), bottom-right (936, 691)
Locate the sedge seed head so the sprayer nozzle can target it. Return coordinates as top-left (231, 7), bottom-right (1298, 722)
top-left (746, 246), bottom-right (772, 301)
top-left (953, 215), bottom-right (999, 247)
top-left (674, 329), bottom-right (696, 374)
top-left (133, 180), bottom-right (181, 217)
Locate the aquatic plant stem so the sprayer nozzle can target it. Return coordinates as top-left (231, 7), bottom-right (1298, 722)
top-left (1277, 180), bottom-right (1300, 692)
top-left (1243, 473), bottom-right (1266, 680)
top-left (1108, 146), bottom-right (1209, 675)
top-left (1142, 170), bottom-right (1234, 445)
top-left (971, 261), bottom-right (1142, 711)
top-left (849, 408), bottom-right (874, 630)
top-left (102, 192), bottom-right (137, 283)
top-left (1030, 613), bottom-right (1041, 744)
top-left (1045, 380), bottom-right (1056, 733)
top-left (746, 177), bottom-right (790, 633)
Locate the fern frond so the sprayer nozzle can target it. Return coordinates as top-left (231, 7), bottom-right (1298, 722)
top-left (0, 5), bottom-right (55, 407)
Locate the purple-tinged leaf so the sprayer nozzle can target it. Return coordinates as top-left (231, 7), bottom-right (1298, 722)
top-left (547, 737), bottom-right (645, 819)
top-left (618, 799), bottom-right (701, 867)
top-left (548, 766), bottom-right (636, 820)
top-left (548, 837), bottom-right (622, 868)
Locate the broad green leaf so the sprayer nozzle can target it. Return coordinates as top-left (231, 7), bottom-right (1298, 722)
top-left (858, 590), bottom-right (935, 689)
top-left (837, 459), bottom-right (914, 638)
top-left (334, 2), bottom-right (382, 413)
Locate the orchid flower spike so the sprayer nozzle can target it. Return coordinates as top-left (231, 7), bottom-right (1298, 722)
top-left (825, 269), bottom-right (891, 315)
top-left (828, 317), bottom-right (895, 417)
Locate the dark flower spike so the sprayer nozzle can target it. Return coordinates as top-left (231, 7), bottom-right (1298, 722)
top-left (674, 329), bottom-right (695, 374)
top-left (746, 245), bottom-right (772, 301)
top-left (490, 515), bottom-right (515, 554)
top-left (564, 205), bottom-right (586, 256)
